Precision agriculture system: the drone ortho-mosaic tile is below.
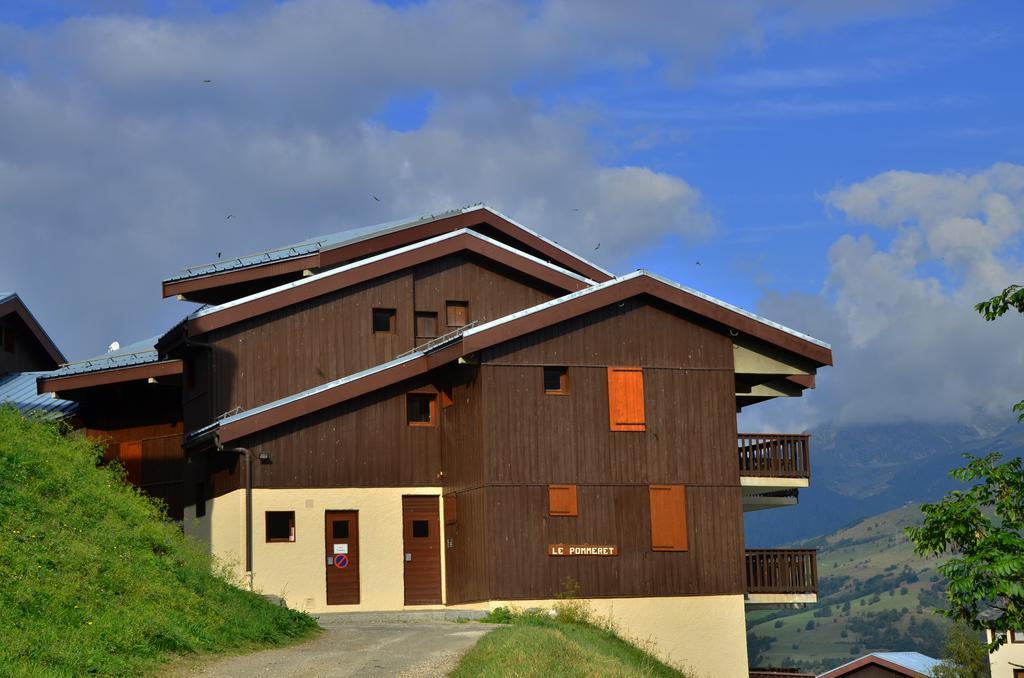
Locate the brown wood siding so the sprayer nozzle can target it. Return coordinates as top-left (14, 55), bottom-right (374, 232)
top-left (481, 484), bottom-right (743, 600)
top-left (0, 315), bottom-right (57, 373)
top-left (443, 486), bottom-right (492, 604)
top-left (478, 300), bottom-right (737, 487)
top-left (75, 382), bottom-right (184, 520)
top-left (194, 253), bottom-right (558, 431)
top-left (233, 376), bottom-right (443, 492)
top-left (440, 365), bottom-right (484, 493)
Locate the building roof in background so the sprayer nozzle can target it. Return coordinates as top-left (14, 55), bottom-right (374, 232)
top-left (161, 204), bottom-right (613, 298)
top-left (818, 652), bottom-right (942, 678)
top-left (0, 292), bottom-right (66, 366)
top-left (0, 371), bottom-right (79, 420)
top-left (48, 336), bottom-right (160, 378)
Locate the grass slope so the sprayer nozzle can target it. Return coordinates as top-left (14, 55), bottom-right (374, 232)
top-left (747, 503), bottom-right (949, 673)
top-left (453, 608), bottom-right (685, 678)
top-left (0, 408), bottom-right (317, 676)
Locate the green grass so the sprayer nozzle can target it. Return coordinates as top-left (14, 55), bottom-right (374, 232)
top-left (0, 407), bottom-right (318, 677)
top-left (453, 607), bottom-right (686, 678)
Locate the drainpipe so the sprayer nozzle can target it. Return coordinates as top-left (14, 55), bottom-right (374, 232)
top-left (217, 444), bottom-right (254, 591)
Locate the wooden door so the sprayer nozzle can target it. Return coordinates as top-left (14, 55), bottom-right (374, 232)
top-left (324, 511), bottom-right (359, 605)
top-left (402, 496), bottom-right (442, 605)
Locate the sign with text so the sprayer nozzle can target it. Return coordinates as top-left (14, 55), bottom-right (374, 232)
top-left (548, 544), bottom-right (619, 557)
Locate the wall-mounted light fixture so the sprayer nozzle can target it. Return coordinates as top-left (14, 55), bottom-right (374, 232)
top-left (257, 451), bottom-right (272, 464)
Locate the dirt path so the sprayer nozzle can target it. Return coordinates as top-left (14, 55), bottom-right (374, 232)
top-left (168, 620), bottom-right (493, 678)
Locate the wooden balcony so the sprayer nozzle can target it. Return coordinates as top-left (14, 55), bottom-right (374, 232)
top-left (745, 549), bottom-right (818, 595)
top-left (738, 433), bottom-right (810, 479)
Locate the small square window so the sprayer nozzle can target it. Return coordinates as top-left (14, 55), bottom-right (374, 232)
top-left (332, 520), bottom-right (349, 539)
top-left (446, 301), bottom-right (468, 327)
top-left (544, 367), bottom-right (569, 394)
top-left (407, 393), bottom-right (437, 426)
top-left (372, 308), bottom-right (396, 334)
top-left (412, 520), bottom-right (429, 538)
top-left (415, 311), bottom-right (438, 338)
top-left (266, 511), bottom-right (295, 542)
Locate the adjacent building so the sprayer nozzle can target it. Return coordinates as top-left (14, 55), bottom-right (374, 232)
top-left (988, 630), bottom-right (1024, 678)
top-left (818, 652), bottom-right (941, 678)
top-left (34, 204), bottom-right (833, 675)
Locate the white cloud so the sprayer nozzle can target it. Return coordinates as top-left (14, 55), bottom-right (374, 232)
top-left (744, 163), bottom-right (1024, 429)
top-left (0, 0), bottom-right (935, 358)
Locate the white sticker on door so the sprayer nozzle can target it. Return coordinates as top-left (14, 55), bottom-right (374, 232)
top-left (333, 543), bottom-right (349, 555)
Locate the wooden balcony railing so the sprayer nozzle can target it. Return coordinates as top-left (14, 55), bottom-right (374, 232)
top-left (745, 549), bottom-right (818, 594)
top-left (738, 433), bottom-right (810, 479)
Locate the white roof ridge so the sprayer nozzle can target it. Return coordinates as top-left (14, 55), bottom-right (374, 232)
top-left (190, 228), bottom-right (597, 321)
top-left (464, 269), bottom-right (831, 350)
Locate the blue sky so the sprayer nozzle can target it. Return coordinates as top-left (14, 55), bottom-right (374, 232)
top-left (1, 0), bottom-right (1022, 426)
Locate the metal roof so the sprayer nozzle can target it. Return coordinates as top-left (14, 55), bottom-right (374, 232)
top-left (0, 372), bottom-right (79, 420)
top-left (0, 292), bottom-right (13, 303)
top-left (188, 229), bottom-right (596, 322)
top-left (820, 652), bottom-right (941, 677)
top-left (49, 336), bottom-right (160, 378)
top-left (463, 270), bottom-right (832, 350)
top-left (164, 203), bottom-right (612, 283)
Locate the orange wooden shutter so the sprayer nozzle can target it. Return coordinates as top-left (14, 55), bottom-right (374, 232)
top-left (607, 367), bottom-right (645, 431)
top-left (548, 485), bottom-right (578, 516)
top-left (649, 485), bottom-right (687, 551)
top-left (119, 441), bottom-right (143, 486)
top-left (444, 495), bottom-right (457, 525)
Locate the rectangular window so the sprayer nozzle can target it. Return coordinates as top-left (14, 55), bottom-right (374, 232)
top-left (266, 511), bottom-right (296, 542)
top-left (1012, 630), bottom-right (1024, 643)
top-left (649, 485), bottom-right (687, 551)
top-left (446, 301), bottom-right (468, 327)
top-left (412, 519), bottom-right (429, 538)
top-left (195, 482), bottom-right (206, 518)
top-left (407, 393), bottom-right (437, 427)
top-left (332, 519), bottom-right (350, 539)
top-left (543, 367), bottom-right (570, 394)
top-left (415, 311), bottom-right (438, 338)
top-left (548, 485), bottom-right (578, 517)
top-left (444, 495), bottom-right (457, 525)
top-left (372, 308), bottom-right (396, 334)
top-left (607, 367), bottom-right (645, 431)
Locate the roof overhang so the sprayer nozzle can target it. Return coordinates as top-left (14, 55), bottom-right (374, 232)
top-left (817, 655), bottom-right (935, 678)
top-left (0, 294), bottom-right (66, 366)
top-left (37, 359), bottom-right (182, 394)
top-left (182, 229), bottom-right (594, 337)
top-left (162, 205), bottom-right (612, 300)
top-left (202, 271), bottom-right (830, 445)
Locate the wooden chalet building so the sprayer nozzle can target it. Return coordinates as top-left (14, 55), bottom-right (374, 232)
top-left (39, 205), bottom-right (833, 675)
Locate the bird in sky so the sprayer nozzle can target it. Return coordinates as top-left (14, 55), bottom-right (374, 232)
top-left (695, 261), bottom-right (701, 266)
top-left (571, 208), bottom-right (580, 211)
top-left (594, 243), bottom-right (601, 250)
top-left (202, 79), bottom-right (212, 83)
top-left (216, 252), bottom-right (222, 259)
top-left (226, 214), bottom-right (233, 220)
top-left (373, 195), bottom-right (381, 202)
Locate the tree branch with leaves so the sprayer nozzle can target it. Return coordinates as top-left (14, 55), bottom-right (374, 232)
top-left (905, 283), bottom-right (1024, 650)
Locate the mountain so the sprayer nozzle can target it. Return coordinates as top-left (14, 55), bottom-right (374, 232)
top-left (746, 503), bottom-right (951, 674)
top-left (745, 417), bottom-right (1024, 547)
